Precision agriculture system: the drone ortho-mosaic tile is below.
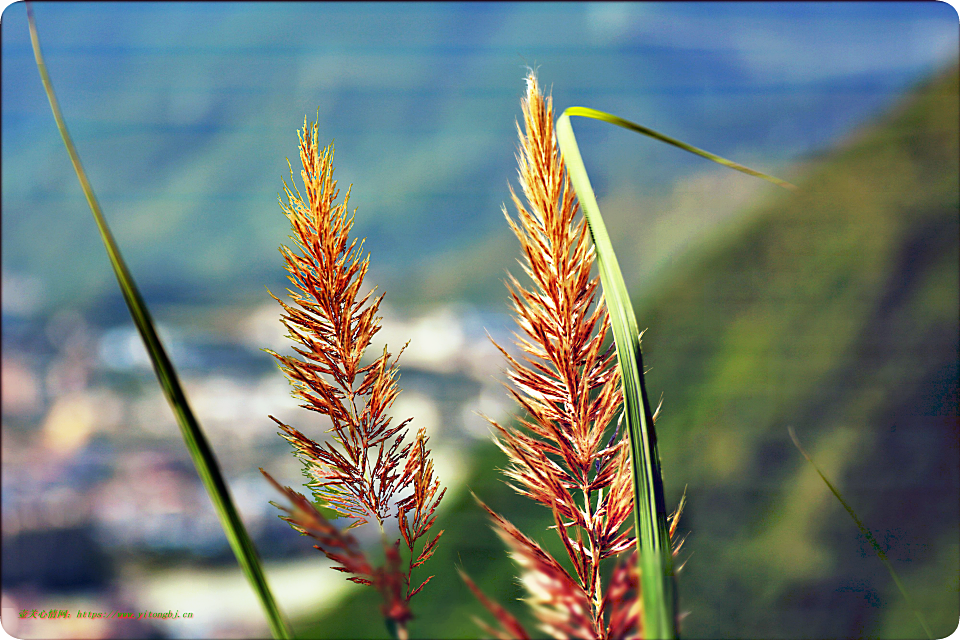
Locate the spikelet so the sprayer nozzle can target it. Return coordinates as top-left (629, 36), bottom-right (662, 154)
top-left (459, 566), bottom-right (532, 640)
top-left (261, 116), bottom-right (444, 635)
top-left (466, 72), bottom-right (682, 640)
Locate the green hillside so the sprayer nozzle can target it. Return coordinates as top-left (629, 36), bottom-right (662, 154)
top-left (296, 65), bottom-right (959, 639)
top-left (639, 63), bottom-right (958, 639)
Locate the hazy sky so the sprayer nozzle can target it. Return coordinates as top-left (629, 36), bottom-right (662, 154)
top-left (3, 2), bottom-right (957, 313)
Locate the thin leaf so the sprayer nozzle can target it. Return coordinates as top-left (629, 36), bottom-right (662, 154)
top-left (562, 106), bottom-right (798, 192)
top-left (556, 111), bottom-right (678, 640)
top-left (788, 427), bottom-right (934, 640)
top-left (556, 106), bottom-right (796, 639)
top-left (26, 5), bottom-right (292, 638)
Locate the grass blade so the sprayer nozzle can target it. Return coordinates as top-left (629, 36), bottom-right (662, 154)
top-left (556, 107), bottom-right (797, 639)
top-left (27, 5), bottom-right (293, 638)
top-left (788, 427), bottom-right (934, 640)
top-left (556, 112), bottom-right (677, 639)
top-left (562, 107), bottom-right (798, 192)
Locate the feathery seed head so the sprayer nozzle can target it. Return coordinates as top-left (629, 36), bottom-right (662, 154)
top-left (262, 116), bottom-right (444, 628)
top-left (470, 71), bottom-right (684, 640)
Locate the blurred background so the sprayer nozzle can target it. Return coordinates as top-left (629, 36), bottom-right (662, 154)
top-left (2, 2), bottom-right (957, 638)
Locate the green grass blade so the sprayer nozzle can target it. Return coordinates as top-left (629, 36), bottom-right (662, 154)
top-left (556, 112), bottom-right (677, 639)
top-left (27, 5), bottom-right (293, 638)
top-left (557, 106), bottom-right (797, 639)
top-left (788, 428), bottom-right (934, 640)
top-left (563, 106), bottom-right (799, 192)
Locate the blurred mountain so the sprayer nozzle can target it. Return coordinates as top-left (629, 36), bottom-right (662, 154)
top-left (637, 62), bottom-right (959, 639)
top-left (4, 3), bottom-right (957, 318)
top-left (297, 63), bottom-right (958, 639)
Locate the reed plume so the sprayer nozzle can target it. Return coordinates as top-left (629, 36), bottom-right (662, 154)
top-left (466, 73), bottom-right (684, 640)
top-left (260, 116), bottom-right (444, 639)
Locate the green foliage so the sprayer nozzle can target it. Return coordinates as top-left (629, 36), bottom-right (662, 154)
top-left (27, 6), bottom-right (293, 638)
top-left (556, 102), bottom-right (795, 639)
top-left (637, 65), bottom-right (958, 638)
top-left (556, 111), bottom-right (678, 640)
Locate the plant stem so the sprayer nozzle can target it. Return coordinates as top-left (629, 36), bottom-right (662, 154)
top-left (26, 4), bottom-right (293, 638)
top-left (385, 619), bottom-right (408, 640)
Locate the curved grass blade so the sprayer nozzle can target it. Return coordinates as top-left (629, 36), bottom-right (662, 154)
top-left (27, 5), bottom-right (293, 638)
top-left (556, 112), bottom-right (676, 640)
top-left (563, 106), bottom-right (798, 192)
top-left (556, 107), bottom-right (798, 639)
top-left (788, 427), bottom-right (934, 640)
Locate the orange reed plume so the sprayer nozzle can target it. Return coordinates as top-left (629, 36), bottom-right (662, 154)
top-left (465, 73), bottom-right (684, 640)
top-left (260, 116), bottom-right (444, 639)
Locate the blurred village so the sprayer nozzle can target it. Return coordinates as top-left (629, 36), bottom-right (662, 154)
top-left (1, 289), bottom-right (515, 638)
